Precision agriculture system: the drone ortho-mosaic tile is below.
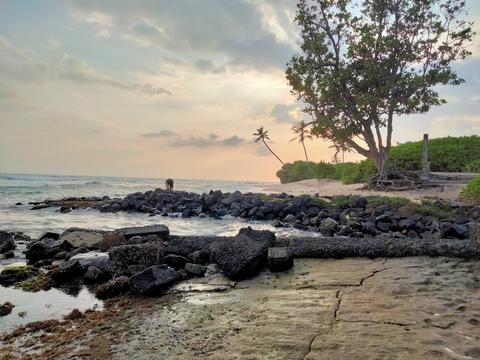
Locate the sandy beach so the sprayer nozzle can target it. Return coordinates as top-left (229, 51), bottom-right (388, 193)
top-left (263, 178), bottom-right (466, 203)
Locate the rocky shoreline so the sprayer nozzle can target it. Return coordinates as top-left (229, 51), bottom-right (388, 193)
top-left (28, 188), bottom-right (480, 240)
top-left (1, 218), bottom-right (480, 307)
top-left (1, 187), bottom-right (480, 358)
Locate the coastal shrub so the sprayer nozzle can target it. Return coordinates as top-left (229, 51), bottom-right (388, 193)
top-left (277, 136), bottom-right (480, 184)
top-left (276, 160), bottom-right (376, 184)
top-left (464, 159), bottom-right (480, 173)
top-left (460, 177), bottom-right (480, 202)
top-left (389, 135), bottom-right (480, 172)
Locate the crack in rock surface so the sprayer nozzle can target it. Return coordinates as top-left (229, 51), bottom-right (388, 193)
top-left (4, 257), bottom-right (480, 359)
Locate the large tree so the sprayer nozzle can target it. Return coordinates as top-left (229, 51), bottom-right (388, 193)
top-left (287, 0), bottom-right (474, 180)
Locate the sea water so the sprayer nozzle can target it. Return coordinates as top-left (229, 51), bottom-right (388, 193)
top-left (0, 174), bottom-right (317, 331)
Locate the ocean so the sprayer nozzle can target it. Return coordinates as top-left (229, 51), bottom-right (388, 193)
top-left (1, 173), bottom-right (322, 331)
top-left (0, 173), bottom-right (310, 239)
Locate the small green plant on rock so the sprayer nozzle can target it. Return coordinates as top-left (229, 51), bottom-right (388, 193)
top-left (460, 177), bottom-right (480, 203)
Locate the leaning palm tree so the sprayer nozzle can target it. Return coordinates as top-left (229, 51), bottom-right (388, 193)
top-left (290, 120), bottom-right (312, 162)
top-left (253, 126), bottom-right (285, 165)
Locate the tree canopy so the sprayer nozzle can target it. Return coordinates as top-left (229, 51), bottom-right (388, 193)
top-left (287, 0), bottom-right (474, 178)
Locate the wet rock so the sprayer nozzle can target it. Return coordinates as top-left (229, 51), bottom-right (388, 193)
top-left (116, 225), bottom-right (169, 241)
top-left (441, 222), bottom-right (468, 239)
top-left (267, 247), bottom-right (293, 273)
top-left (319, 218), bottom-right (338, 236)
top-left (164, 254), bottom-right (188, 270)
top-left (0, 231), bottom-right (15, 254)
top-left (95, 276), bottom-right (130, 299)
top-left (210, 228), bottom-right (275, 280)
top-left (184, 263), bottom-right (207, 277)
top-left (167, 236), bottom-right (219, 257)
top-left (54, 251), bottom-right (68, 260)
top-left (33, 259), bottom-right (52, 268)
top-left (284, 214), bottom-right (296, 222)
top-left (70, 252), bottom-right (109, 272)
top-left (0, 302), bottom-right (15, 316)
top-left (188, 250), bottom-right (210, 265)
top-left (39, 232), bottom-right (60, 241)
top-left (83, 266), bottom-right (108, 284)
top-left (109, 242), bottom-right (165, 276)
top-left (129, 265), bottom-right (181, 295)
top-left (60, 229), bottom-right (104, 248)
top-left (99, 232), bottom-right (127, 252)
top-left (0, 266), bottom-right (38, 286)
top-left (52, 260), bottom-right (85, 282)
top-left (3, 250), bottom-right (14, 259)
top-left (26, 238), bottom-right (73, 263)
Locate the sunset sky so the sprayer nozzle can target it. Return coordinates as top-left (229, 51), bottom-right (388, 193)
top-left (1, 0), bottom-right (479, 181)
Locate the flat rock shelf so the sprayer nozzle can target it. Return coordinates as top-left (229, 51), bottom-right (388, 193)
top-left (3, 257), bottom-right (479, 359)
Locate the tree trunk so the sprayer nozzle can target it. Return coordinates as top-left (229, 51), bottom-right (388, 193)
top-left (263, 139), bottom-right (285, 165)
top-left (302, 142), bottom-right (309, 162)
top-left (372, 148), bottom-right (389, 180)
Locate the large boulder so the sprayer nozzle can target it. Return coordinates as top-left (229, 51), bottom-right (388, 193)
top-left (108, 242), bottom-right (165, 276)
top-left (51, 259), bottom-right (86, 282)
top-left (0, 232), bottom-right (15, 254)
top-left (129, 265), bottom-right (181, 295)
top-left (116, 225), bottom-right (169, 241)
top-left (60, 229), bottom-right (104, 248)
top-left (25, 238), bottom-right (72, 263)
top-left (70, 252), bottom-right (109, 272)
top-left (210, 227), bottom-right (275, 280)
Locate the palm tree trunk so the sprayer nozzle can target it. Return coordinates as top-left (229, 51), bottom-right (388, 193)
top-left (302, 141), bottom-right (309, 162)
top-left (263, 139), bottom-right (285, 165)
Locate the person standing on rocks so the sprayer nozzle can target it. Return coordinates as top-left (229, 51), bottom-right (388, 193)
top-left (165, 179), bottom-right (174, 190)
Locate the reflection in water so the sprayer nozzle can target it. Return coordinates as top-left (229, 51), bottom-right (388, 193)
top-left (0, 285), bottom-right (103, 333)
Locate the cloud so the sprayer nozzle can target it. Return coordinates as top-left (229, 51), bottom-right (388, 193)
top-left (0, 36), bottom-right (171, 96)
top-left (141, 130), bottom-right (177, 138)
top-left (142, 130), bottom-right (246, 148)
top-left (271, 103), bottom-right (303, 123)
top-left (71, 0), bottom-right (296, 73)
top-left (222, 135), bottom-right (244, 146)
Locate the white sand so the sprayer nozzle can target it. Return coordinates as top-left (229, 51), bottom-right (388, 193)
top-left (263, 179), bottom-right (465, 203)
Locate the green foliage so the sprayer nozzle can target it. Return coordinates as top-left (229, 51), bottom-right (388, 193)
top-left (276, 160), bottom-right (376, 184)
top-left (287, 0), bottom-right (473, 170)
top-left (389, 136), bottom-right (480, 172)
top-left (464, 159), bottom-right (480, 173)
top-left (258, 194), bottom-right (288, 203)
top-left (460, 177), bottom-right (480, 202)
top-left (414, 200), bottom-right (453, 219)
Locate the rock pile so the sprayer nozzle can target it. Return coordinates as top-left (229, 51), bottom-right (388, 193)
top-left (33, 189), bottom-right (478, 240)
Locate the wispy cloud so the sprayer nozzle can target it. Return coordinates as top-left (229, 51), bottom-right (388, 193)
top-left (0, 36), bottom-right (171, 96)
top-left (141, 130), bottom-right (177, 138)
top-left (141, 131), bottom-right (246, 148)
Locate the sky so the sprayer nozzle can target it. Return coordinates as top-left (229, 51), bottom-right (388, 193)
top-left (0, 0), bottom-right (479, 181)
